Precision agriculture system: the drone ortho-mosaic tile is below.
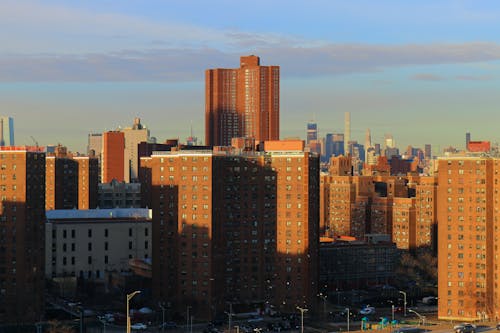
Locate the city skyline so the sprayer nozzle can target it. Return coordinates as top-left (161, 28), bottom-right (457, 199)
top-left (2, 1), bottom-right (500, 152)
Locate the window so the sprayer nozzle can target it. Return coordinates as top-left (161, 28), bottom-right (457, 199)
top-left (88, 256), bottom-right (92, 264)
top-left (71, 229), bottom-right (75, 238)
top-left (88, 243), bottom-right (92, 251)
top-left (104, 229), bottom-right (109, 237)
top-left (88, 229), bottom-right (92, 237)
top-left (104, 255), bottom-right (108, 264)
top-left (129, 241), bottom-right (133, 250)
top-left (63, 230), bottom-right (67, 239)
top-left (129, 228), bottom-right (132, 237)
top-left (145, 228), bottom-right (148, 236)
top-left (104, 242), bottom-right (108, 251)
top-left (145, 241), bottom-right (149, 249)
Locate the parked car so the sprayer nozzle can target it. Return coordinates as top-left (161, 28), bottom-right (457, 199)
top-left (131, 323), bottom-right (148, 331)
top-left (159, 321), bottom-right (177, 329)
top-left (453, 323), bottom-right (476, 333)
top-left (496, 323), bottom-right (500, 330)
top-left (359, 307), bottom-right (376, 315)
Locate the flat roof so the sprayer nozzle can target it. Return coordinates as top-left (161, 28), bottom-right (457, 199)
top-left (46, 208), bottom-right (152, 220)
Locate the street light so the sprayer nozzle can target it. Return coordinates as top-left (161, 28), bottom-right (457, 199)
top-left (126, 291), bottom-right (141, 333)
top-left (159, 302), bottom-right (166, 333)
top-left (392, 305), bottom-right (395, 322)
top-left (398, 291), bottom-right (407, 317)
top-left (186, 306), bottom-right (192, 333)
top-left (408, 309), bottom-right (425, 326)
top-left (297, 306), bottom-right (308, 333)
top-left (345, 308), bottom-right (350, 332)
top-left (317, 293), bottom-right (327, 319)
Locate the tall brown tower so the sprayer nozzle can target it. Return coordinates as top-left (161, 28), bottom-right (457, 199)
top-left (0, 146), bottom-right (46, 324)
top-left (205, 55), bottom-right (280, 146)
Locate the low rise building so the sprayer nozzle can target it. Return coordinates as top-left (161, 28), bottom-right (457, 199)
top-left (45, 208), bottom-right (151, 283)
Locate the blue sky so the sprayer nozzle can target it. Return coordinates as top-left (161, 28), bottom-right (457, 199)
top-left (2, 0), bottom-right (500, 153)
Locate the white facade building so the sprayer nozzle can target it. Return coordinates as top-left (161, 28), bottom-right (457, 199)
top-left (45, 208), bottom-right (151, 281)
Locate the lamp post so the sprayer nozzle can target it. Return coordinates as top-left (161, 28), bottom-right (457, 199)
top-left (126, 291), bottom-right (141, 333)
top-left (159, 302), bottom-right (166, 333)
top-left (317, 293), bottom-right (327, 319)
top-left (398, 291), bottom-right (407, 317)
top-left (186, 306), bottom-right (192, 333)
top-left (408, 309), bottom-right (425, 326)
top-left (297, 306), bottom-right (308, 333)
top-left (392, 305), bottom-right (395, 322)
top-left (345, 308), bottom-right (350, 332)
top-left (227, 303), bottom-right (233, 333)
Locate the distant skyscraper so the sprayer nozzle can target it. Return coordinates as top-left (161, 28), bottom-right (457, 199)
top-left (0, 116), bottom-right (14, 146)
top-left (307, 122), bottom-right (318, 144)
top-left (424, 144), bottom-right (432, 159)
top-left (123, 117), bottom-right (149, 182)
top-left (466, 132), bottom-right (471, 150)
top-left (205, 55), bottom-right (280, 146)
top-left (87, 133), bottom-right (102, 158)
top-left (344, 112), bottom-right (350, 155)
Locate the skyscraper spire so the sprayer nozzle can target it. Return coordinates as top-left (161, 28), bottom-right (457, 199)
top-left (344, 112), bottom-right (351, 155)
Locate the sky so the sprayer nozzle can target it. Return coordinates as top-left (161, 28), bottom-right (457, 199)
top-left (2, 0), bottom-right (500, 153)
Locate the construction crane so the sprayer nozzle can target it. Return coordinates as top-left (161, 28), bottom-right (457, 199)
top-left (30, 136), bottom-right (38, 147)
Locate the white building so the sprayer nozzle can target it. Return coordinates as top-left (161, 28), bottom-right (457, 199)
top-left (45, 208), bottom-right (151, 281)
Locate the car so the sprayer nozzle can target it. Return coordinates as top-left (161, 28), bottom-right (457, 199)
top-left (496, 323), bottom-right (500, 330)
top-left (453, 323), bottom-right (476, 333)
top-left (159, 321), bottom-right (177, 329)
top-left (359, 307), bottom-right (376, 315)
top-left (131, 323), bottom-right (148, 330)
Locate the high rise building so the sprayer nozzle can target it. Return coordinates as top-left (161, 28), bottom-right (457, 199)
top-left (465, 132), bottom-right (471, 150)
top-left (437, 156), bottom-right (495, 321)
top-left (46, 154), bottom-right (98, 211)
top-left (0, 146), bottom-right (45, 324)
top-left (424, 144), bottom-right (432, 159)
top-left (147, 140), bottom-right (319, 319)
top-left (87, 133), bottom-right (102, 158)
top-left (205, 55), bottom-right (280, 147)
top-left (0, 116), bottom-right (14, 146)
top-left (102, 131), bottom-right (125, 183)
top-left (122, 118), bottom-right (149, 182)
top-left (307, 122), bottom-right (318, 144)
top-left (344, 112), bottom-right (350, 155)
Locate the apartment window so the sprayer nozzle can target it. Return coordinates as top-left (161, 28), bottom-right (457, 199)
top-left (71, 243), bottom-right (75, 251)
top-left (129, 228), bottom-right (132, 237)
top-left (63, 230), bottom-right (67, 239)
top-left (88, 256), bottom-right (92, 264)
top-left (71, 257), bottom-right (75, 265)
top-left (104, 242), bottom-right (108, 251)
top-left (104, 255), bottom-right (108, 264)
top-left (63, 243), bottom-right (67, 252)
top-left (145, 228), bottom-right (148, 236)
top-left (104, 229), bottom-right (109, 237)
top-left (145, 241), bottom-right (149, 249)
top-left (129, 241), bottom-right (133, 250)
top-left (71, 229), bottom-right (75, 238)
top-left (88, 229), bottom-right (92, 237)
top-left (63, 257), bottom-right (67, 266)
top-left (88, 243), bottom-right (92, 251)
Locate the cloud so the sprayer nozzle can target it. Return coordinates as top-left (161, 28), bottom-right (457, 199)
top-left (455, 74), bottom-right (494, 81)
top-left (411, 73), bottom-right (445, 81)
top-left (2, 42), bottom-right (500, 82)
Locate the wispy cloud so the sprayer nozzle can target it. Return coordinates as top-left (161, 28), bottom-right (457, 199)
top-left (2, 1), bottom-right (500, 82)
top-left (411, 73), bottom-right (445, 81)
top-left (455, 74), bottom-right (494, 81)
top-left (2, 42), bottom-right (500, 82)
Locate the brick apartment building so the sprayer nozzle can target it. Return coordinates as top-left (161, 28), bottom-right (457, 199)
top-left (144, 140), bottom-right (319, 319)
top-left (437, 156), bottom-right (497, 321)
top-left (0, 146), bottom-right (46, 324)
top-left (205, 55), bottom-right (280, 147)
